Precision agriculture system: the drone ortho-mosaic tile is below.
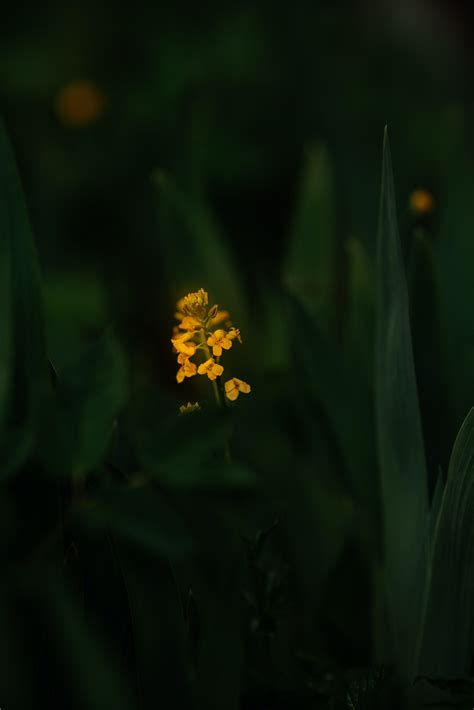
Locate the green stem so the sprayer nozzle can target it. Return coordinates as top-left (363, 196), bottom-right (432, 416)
top-left (211, 379), bottom-right (221, 407)
top-left (198, 327), bottom-right (231, 463)
top-left (199, 328), bottom-right (222, 407)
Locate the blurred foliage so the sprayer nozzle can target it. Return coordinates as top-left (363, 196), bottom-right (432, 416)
top-left (3, 2), bottom-right (474, 709)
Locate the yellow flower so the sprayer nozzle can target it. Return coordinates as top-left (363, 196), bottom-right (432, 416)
top-left (207, 329), bottom-right (233, 357)
top-left (179, 402), bottom-right (201, 414)
top-left (176, 356), bottom-right (197, 383)
top-left (198, 358), bottom-right (224, 381)
top-left (225, 378), bottom-right (251, 401)
top-left (409, 189), bottom-right (435, 215)
top-left (179, 315), bottom-right (202, 332)
top-left (171, 288), bottom-right (251, 409)
top-left (172, 331), bottom-right (197, 356)
top-left (55, 80), bottom-right (106, 127)
top-left (210, 310), bottom-right (230, 327)
top-left (182, 289), bottom-right (209, 319)
top-left (227, 327), bottom-right (242, 343)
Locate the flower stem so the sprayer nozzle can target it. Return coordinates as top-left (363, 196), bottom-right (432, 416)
top-left (199, 329), bottom-right (222, 407)
top-left (199, 328), bottom-right (231, 464)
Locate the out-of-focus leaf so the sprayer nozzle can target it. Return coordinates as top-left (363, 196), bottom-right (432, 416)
top-left (284, 142), bottom-right (337, 331)
top-left (84, 483), bottom-right (194, 559)
top-left (177, 505), bottom-right (246, 710)
top-left (345, 236), bottom-right (375, 378)
top-left (0, 588), bottom-right (35, 708)
top-left (343, 667), bottom-right (391, 709)
top-left (39, 331), bottom-right (126, 477)
top-left (0, 120), bottom-right (47, 478)
top-left (417, 408), bottom-right (474, 676)
top-left (409, 675), bottom-right (474, 709)
top-left (235, 388), bottom-right (355, 618)
top-left (134, 403), bottom-right (255, 491)
top-left (375, 129), bottom-right (428, 679)
top-left (251, 283), bottom-right (290, 371)
top-left (113, 541), bottom-right (192, 709)
top-left (429, 468), bottom-right (444, 551)
top-left (289, 294), bottom-right (376, 522)
top-left (0, 221), bottom-right (11, 428)
top-left (433, 109), bottom-right (474, 430)
top-left (407, 228), bottom-right (448, 479)
top-left (44, 270), bottom-right (110, 369)
top-left (153, 172), bottom-right (246, 323)
top-left (43, 571), bottom-right (135, 710)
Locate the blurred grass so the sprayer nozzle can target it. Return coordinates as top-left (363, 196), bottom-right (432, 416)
top-left (2, 2), bottom-right (474, 708)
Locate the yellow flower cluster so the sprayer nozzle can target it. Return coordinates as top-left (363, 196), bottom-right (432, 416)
top-left (172, 288), bottom-right (251, 404)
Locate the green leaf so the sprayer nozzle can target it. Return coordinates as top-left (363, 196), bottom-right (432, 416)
top-left (153, 172), bottom-right (246, 322)
top-left (0, 587), bottom-right (35, 708)
top-left (43, 571), bottom-right (135, 710)
top-left (407, 229), bottom-right (447, 477)
top-left (417, 408), bottom-right (474, 675)
top-left (134, 404), bottom-right (255, 491)
top-left (0, 120), bottom-right (47, 477)
top-left (112, 541), bottom-right (192, 709)
top-left (289, 294), bottom-right (376, 520)
top-left (344, 236), bottom-right (375, 377)
top-left (39, 331), bottom-right (126, 477)
top-left (179, 506), bottom-right (246, 710)
top-left (84, 483), bottom-right (195, 559)
top-left (429, 467), bottom-right (444, 550)
top-left (284, 142), bottom-right (337, 331)
top-left (375, 129), bottom-right (429, 679)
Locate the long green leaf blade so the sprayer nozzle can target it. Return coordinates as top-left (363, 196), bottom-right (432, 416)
top-left (0, 120), bottom-right (46, 477)
top-left (375, 128), bottom-right (429, 678)
top-left (284, 142), bottom-right (336, 331)
top-left (154, 172), bottom-right (246, 322)
top-left (418, 408), bottom-right (474, 675)
top-left (39, 331), bottom-right (126, 477)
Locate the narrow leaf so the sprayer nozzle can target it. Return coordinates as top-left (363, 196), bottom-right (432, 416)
top-left (44, 572), bottom-right (135, 710)
top-left (0, 120), bottom-right (47, 477)
top-left (284, 142), bottom-right (336, 330)
top-left (39, 331), bottom-right (126, 477)
top-left (375, 128), bottom-right (429, 678)
top-left (418, 408), bottom-right (474, 675)
top-left (153, 172), bottom-right (246, 322)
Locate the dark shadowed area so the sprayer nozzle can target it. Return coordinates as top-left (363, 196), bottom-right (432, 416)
top-left (2, 1), bottom-right (474, 708)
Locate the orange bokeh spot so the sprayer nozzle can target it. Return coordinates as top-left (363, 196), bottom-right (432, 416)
top-left (55, 80), bottom-right (106, 127)
top-left (409, 189), bottom-right (435, 215)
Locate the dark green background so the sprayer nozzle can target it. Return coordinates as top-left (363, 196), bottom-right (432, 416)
top-left (2, 2), bottom-right (474, 708)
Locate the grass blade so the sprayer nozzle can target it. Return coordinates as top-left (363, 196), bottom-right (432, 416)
top-left (0, 120), bottom-right (47, 477)
top-left (418, 408), bottom-right (474, 675)
top-left (375, 128), bottom-right (429, 679)
top-left (39, 331), bottom-right (126, 477)
top-left (153, 172), bottom-right (246, 322)
top-left (284, 142), bottom-right (337, 331)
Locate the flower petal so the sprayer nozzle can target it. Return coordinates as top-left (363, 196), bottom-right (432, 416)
top-left (210, 310), bottom-right (229, 326)
top-left (238, 379), bottom-right (251, 394)
top-left (225, 384), bottom-right (239, 401)
top-left (179, 316), bottom-right (201, 331)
